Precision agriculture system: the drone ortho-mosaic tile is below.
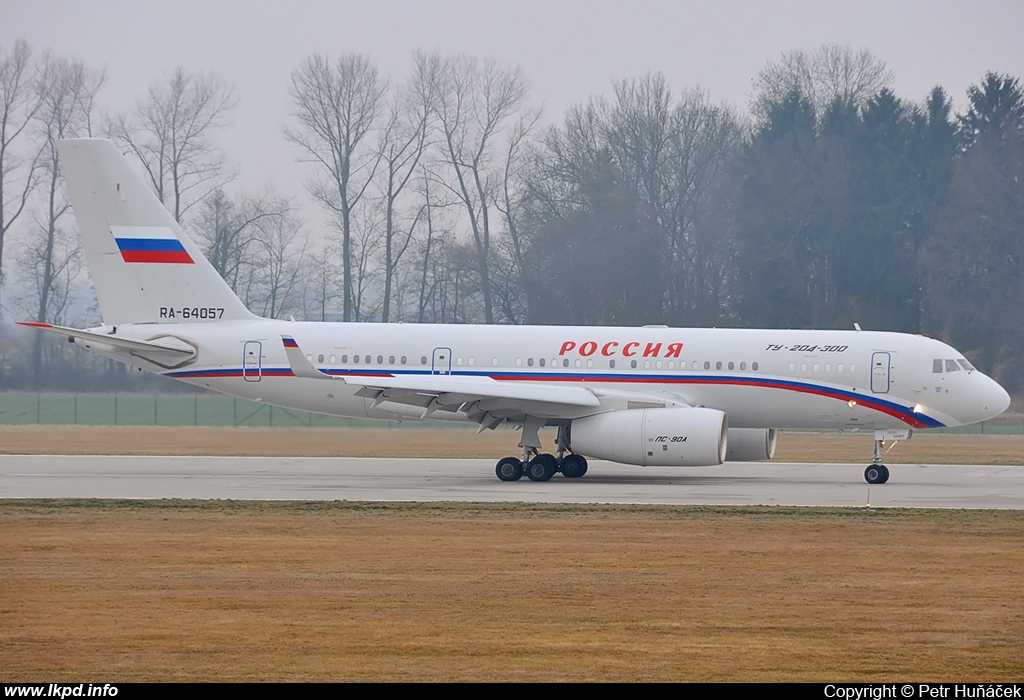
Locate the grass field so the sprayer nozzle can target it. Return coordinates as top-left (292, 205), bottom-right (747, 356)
top-left (2, 500), bottom-right (1022, 682)
top-left (2, 426), bottom-right (1022, 681)
top-left (1, 424), bottom-right (1023, 464)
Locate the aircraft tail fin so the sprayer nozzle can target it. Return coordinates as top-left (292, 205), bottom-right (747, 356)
top-left (56, 138), bottom-right (256, 325)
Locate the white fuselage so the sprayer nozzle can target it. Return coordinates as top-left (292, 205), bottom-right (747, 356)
top-left (105, 319), bottom-right (1010, 432)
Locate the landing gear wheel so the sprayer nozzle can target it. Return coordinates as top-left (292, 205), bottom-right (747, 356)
top-left (864, 464), bottom-right (890, 484)
top-left (561, 454), bottom-right (588, 478)
top-left (526, 454), bottom-right (557, 482)
top-left (496, 457), bottom-right (523, 481)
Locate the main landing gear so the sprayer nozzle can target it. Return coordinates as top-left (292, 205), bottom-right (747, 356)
top-left (494, 452), bottom-right (589, 482)
top-left (494, 422), bottom-right (588, 482)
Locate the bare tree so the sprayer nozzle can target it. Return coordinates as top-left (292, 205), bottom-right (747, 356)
top-left (607, 77), bottom-right (744, 323)
top-left (18, 53), bottom-right (104, 381)
top-left (109, 66), bottom-right (237, 222)
top-left (752, 44), bottom-right (894, 123)
top-left (285, 52), bottom-right (387, 322)
top-left (493, 106), bottom-right (541, 323)
top-left (192, 188), bottom-right (291, 292)
top-left (375, 72), bottom-right (430, 322)
top-left (0, 39), bottom-right (43, 315)
top-left (302, 247), bottom-right (342, 321)
top-left (242, 211), bottom-right (308, 319)
top-left (428, 52), bottom-right (531, 324)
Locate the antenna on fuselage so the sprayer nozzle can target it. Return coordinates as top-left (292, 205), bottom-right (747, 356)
top-left (854, 323), bottom-right (862, 331)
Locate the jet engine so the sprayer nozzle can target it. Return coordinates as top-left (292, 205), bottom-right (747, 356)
top-left (725, 428), bottom-right (777, 462)
top-left (570, 407), bottom-right (727, 467)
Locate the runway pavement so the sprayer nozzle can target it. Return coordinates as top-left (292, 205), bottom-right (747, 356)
top-left (2, 455), bottom-right (1023, 507)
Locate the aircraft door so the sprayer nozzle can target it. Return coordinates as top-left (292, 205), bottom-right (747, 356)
top-left (870, 352), bottom-right (891, 393)
top-left (431, 347), bottom-right (452, 375)
top-left (243, 341), bottom-right (262, 382)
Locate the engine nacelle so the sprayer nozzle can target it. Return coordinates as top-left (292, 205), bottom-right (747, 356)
top-left (725, 428), bottom-right (777, 462)
top-left (570, 407), bottom-right (727, 467)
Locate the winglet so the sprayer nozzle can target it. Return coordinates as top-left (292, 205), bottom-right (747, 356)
top-left (281, 335), bottom-right (342, 381)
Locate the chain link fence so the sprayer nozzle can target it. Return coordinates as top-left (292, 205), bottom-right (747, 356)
top-left (0, 392), bottom-right (1021, 433)
top-left (0, 393), bottom-right (397, 428)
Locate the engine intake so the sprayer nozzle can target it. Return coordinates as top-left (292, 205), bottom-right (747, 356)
top-left (570, 407), bottom-right (727, 467)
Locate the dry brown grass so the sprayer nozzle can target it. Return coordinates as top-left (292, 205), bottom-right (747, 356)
top-left (3, 428), bottom-right (1022, 680)
top-left (1, 501), bottom-right (1022, 682)
top-left (1, 424), bottom-right (1023, 464)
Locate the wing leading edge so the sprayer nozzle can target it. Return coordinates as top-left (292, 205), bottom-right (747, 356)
top-left (280, 335), bottom-right (601, 422)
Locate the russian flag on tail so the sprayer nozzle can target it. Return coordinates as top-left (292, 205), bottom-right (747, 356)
top-left (111, 226), bottom-right (194, 264)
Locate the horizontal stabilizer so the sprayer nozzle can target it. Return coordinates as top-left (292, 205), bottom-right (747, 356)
top-left (19, 322), bottom-right (196, 357)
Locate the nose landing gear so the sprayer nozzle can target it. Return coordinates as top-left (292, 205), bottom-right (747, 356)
top-left (863, 429), bottom-right (909, 484)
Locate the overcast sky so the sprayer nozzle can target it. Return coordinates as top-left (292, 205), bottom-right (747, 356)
top-left (5, 0), bottom-right (1024, 202)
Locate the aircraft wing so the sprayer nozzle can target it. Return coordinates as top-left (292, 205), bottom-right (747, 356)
top-left (281, 335), bottom-right (600, 420)
top-left (19, 322), bottom-right (196, 358)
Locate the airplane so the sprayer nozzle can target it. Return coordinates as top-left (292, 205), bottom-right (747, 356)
top-left (20, 139), bottom-right (1012, 484)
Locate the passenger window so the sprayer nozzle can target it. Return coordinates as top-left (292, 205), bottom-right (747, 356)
top-left (704, 361), bottom-right (711, 370)
top-left (389, 355), bottom-right (395, 364)
top-left (538, 358), bottom-right (545, 367)
top-left (631, 360), bottom-right (638, 369)
top-left (933, 359), bottom-right (943, 373)
top-left (420, 356), bottom-right (427, 365)
top-left (330, 354), bottom-right (336, 363)
top-left (727, 361), bottom-right (734, 370)
top-left (342, 355), bottom-right (348, 363)
top-left (740, 362), bottom-right (746, 370)
top-left (563, 359), bottom-right (569, 368)
top-left (752, 362), bottom-right (758, 371)
top-left (377, 355), bottom-right (383, 364)
top-left (401, 356), bottom-right (407, 364)
top-left (527, 358), bottom-right (534, 367)
top-left (609, 360), bottom-right (616, 369)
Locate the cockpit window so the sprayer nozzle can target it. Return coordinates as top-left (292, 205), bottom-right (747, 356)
top-left (958, 359), bottom-right (975, 372)
top-left (932, 359), bottom-right (943, 373)
top-left (945, 359), bottom-right (960, 372)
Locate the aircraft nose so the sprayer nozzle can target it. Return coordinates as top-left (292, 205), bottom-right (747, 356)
top-left (990, 379), bottom-right (1011, 416)
top-left (983, 374), bottom-right (1015, 417)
